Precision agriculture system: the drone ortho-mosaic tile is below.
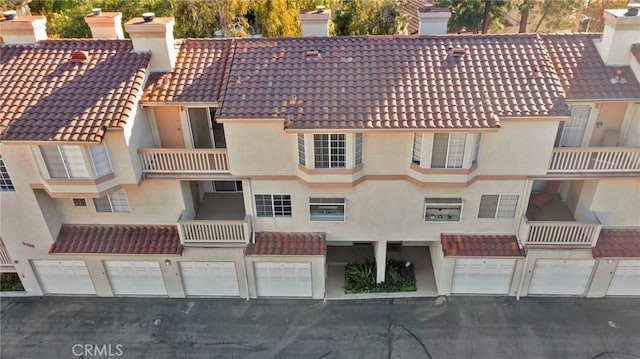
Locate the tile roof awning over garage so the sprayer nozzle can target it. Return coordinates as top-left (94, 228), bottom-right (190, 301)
top-left (592, 228), bottom-right (640, 258)
top-left (245, 232), bottom-right (326, 256)
top-left (441, 234), bottom-right (524, 257)
top-left (49, 225), bottom-right (183, 255)
top-left (0, 40), bottom-right (150, 142)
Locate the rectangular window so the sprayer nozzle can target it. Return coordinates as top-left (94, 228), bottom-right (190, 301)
top-left (309, 197), bottom-right (345, 221)
top-left (424, 198), bottom-right (462, 222)
top-left (314, 134), bottom-right (346, 169)
top-left (255, 194), bottom-right (292, 217)
top-left (297, 134), bottom-right (306, 166)
top-left (89, 145), bottom-right (112, 177)
top-left (0, 156), bottom-right (15, 192)
top-left (93, 190), bottom-right (130, 213)
top-left (355, 133), bottom-right (363, 166)
top-left (72, 198), bottom-right (87, 207)
top-left (40, 145), bottom-right (90, 179)
top-left (213, 180), bottom-right (242, 192)
top-left (431, 133), bottom-right (467, 168)
top-left (412, 133), bottom-right (422, 165)
top-left (472, 133), bottom-right (481, 166)
top-left (478, 194), bottom-right (519, 219)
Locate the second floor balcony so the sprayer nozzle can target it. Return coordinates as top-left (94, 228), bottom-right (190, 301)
top-left (139, 148), bottom-right (230, 178)
top-left (549, 147), bottom-right (640, 174)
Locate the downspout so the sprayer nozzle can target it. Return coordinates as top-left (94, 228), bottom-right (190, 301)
top-left (516, 254), bottom-right (529, 301)
top-left (242, 248), bottom-right (250, 301)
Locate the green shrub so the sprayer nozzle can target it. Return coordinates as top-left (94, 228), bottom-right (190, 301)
top-left (1, 273), bottom-right (25, 292)
top-left (344, 259), bottom-right (416, 294)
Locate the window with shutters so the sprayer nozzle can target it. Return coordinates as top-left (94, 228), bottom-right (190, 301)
top-left (431, 133), bottom-right (467, 168)
top-left (255, 194), bottom-right (292, 217)
top-left (39, 145), bottom-right (112, 179)
top-left (93, 190), bottom-right (130, 213)
top-left (478, 194), bottom-right (519, 219)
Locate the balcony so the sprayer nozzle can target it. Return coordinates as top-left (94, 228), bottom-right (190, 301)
top-left (549, 147), bottom-right (640, 174)
top-left (139, 148), bottom-right (230, 178)
top-left (0, 241), bottom-right (15, 273)
top-left (177, 192), bottom-right (252, 245)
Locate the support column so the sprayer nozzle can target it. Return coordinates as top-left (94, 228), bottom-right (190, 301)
top-left (373, 240), bottom-right (387, 283)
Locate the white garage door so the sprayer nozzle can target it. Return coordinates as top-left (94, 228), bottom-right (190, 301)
top-left (608, 260), bottom-right (640, 296)
top-left (452, 258), bottom-right (515, 294)
top-left (105, 261), bottom-right (167, 296)
top-left (33, 260), bottom-right (96, 295)
top-left (529, 259), bottom-right (594, 295)
top-left (181, 261), bottom-right (239, 296)
top-left (255, 262), bottom-right (312, 297)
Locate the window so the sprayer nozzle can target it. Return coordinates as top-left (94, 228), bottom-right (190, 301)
top-left (309, 197), bottom-right (345, 221)
top-left (93, 190), bottom-right (130, 213)
top-left (213, 180), bottom-right (242, 192)
top-left (478, 194), bottom-right (519, 219)
top-left (297, 134), bottom-right (306, 166)
top-left (472, 133), bottom-right (481, 166)
top-left (412, 133), bottom-right (422, 165)
top-left (431, 133), bottom-right (467, 168)
top-left (355, 133), bottom-right (363, 166)
top-left (39, 145), bottom-right (112, 179)
top-left (187, 107), bottom-right (226, 149)
top-left (314, 134), bottom-right (346, 168)
top-left (0, 156), bottom-right (15, 192)
top-left (424, 198), bottom-right (462, 222)
top-left (255, 194), bottom-right (292, 217)
top-left (72, 198), bottom-right (87, 207)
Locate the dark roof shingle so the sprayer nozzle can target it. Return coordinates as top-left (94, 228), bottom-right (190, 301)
top-left (441, 234), bottom-right (524, 257)
top-left (245, 232), bottom-right (326, 256)
top-left (219, 34), bottom-right (569, 129)
top-left (593, 228), bottom-right (640, 258)
top-left (0, 40), bottom-right (150, 142)
top-left (142, 39), bottom-right (232, 104)
top-left (49, 225), bottom-right (183, 255)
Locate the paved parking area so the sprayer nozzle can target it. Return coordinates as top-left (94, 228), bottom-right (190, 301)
top-left (1, 296), bottom-right (639, 358)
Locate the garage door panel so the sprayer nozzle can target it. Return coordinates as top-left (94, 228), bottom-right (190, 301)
top-left (255, 262), bottom-right (312, 297)
top-left (529, 259), bottom-right (594, 295)
top-left (452, 258), bottom-right (515, 294)
top-left (181, 262), bottom-right (239, 297)
top-left (608, 260), bottom-right (640, 296)
top-left (33, 260), bottom-right (96, 295)
top-left (105, 261), bottom-right (167, 296)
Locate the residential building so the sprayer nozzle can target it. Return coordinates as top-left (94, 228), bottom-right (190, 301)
top-left (0, 6), bottom-right (638, 299)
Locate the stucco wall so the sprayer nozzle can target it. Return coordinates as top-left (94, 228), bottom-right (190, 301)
top-left (589, 179), bottom-right (640, 226)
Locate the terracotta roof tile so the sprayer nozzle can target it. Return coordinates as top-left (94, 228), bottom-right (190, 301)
top-left (49, 225), bottom-right (183, 255)
top-left (441, 234), bottom-right (524, 257)
top-left (245, 232), bottom-right (326, 256)
top-left (142, 39), bottom-right (232, 104)
top-left (542, 34), bottom-right (640, 101)
top-left (0, 40), bottom-right (150, 142)
top-left (592, 228), bottom-right (640, 258)
top-left (219, 35), bottom-right (569, 129)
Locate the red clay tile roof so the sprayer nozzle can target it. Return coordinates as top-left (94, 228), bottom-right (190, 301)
top-left (142, 39), bottom-right (232, 104)
top-left (592, 228), bottom-right (640, 258)
top-left (441, 234), bottom-right (524, 257)
top-left (219, 35), bottom-right (569, 129)
top-left (0, 40), bottom-right (150, 142)
top-left (245, 232), bottom-right (326, 256)
top-left (49, 225), bottom-right (183, 255)
top-left (542, 34), bottom-right (640, 101)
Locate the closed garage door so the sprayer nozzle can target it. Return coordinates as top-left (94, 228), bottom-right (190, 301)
top-left (33, 260), bottom-right (96, 295)
top-left (105, 261), bottom-right (167, 296)
top-left (181, 261), bottom-right (239, 297)
top-left (607, 260), bottom-right (640, 296)
top-left (529, 259), bottom-right (594, 295)
top-left (452, 258), bottom-right (515, 294)
top-left (255, 262), bottom-right (312, 297)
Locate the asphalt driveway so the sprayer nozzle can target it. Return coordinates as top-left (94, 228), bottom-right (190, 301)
top-left (1, 296), bottom-right (639, 358)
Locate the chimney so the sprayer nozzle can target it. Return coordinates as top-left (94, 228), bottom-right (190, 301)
top-left (300, 6), bottom-right (331, 37)
top-left (124, 14), bottom-right (177, 72)
top-left (0, 12), bottom-right (47, 44)
top-left (418, 3), bottom-right (451, 35)
top-left (596, 6), bottom-right (640, 66)
top-left (84, 9), bottom-right (125, 40)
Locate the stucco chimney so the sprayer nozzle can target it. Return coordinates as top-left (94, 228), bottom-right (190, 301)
top-left (124, 14), bottom-right (177, 72)
top-left (418, 3), bottom-right (451, 35)
top-left (300, 6), bottom-right (331, 37)
top-left (0, 13), bottom-right (47, 44)
top-left (84, 9), bottom-right (125, 40)
top-left (596, 6), bottom-right (640, 66)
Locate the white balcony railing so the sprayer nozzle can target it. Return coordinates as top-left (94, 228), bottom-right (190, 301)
top-left (0, 243), bottom-right (12, 266)
top-left (549, 147), bottom-right (640, 173)
top-left (139, 148), bottom-right (229, 174)
top-left (178, 215), bottom-right (252, 245)
top-left (519, 215), bottom-right (601, 247)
